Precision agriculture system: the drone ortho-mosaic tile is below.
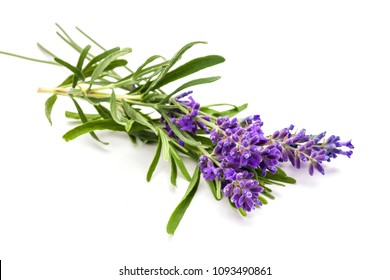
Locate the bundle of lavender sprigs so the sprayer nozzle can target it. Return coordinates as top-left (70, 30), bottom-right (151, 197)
top-left (1, 25), bottom-right (354, 234)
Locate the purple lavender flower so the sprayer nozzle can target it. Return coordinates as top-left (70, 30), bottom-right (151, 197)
top-left (271, 126), bottom-right (354, 175)
top-left (199, 115), bottom-right (354, 213)
top-left (198, 155), bottom-right (221, 180)
top-left (222, 169), bottom-right (263, 212)
top-left (163, 91), bottom-right (210, 145)
top-left (210, 115), bottom-right (279, 174)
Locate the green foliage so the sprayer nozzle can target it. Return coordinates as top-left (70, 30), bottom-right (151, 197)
top-left (45, 94), bottom-right (57, 125)
top-left (166, 167), bottom-right (200, 235)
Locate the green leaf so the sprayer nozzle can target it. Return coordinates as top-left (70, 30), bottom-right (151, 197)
top-left (215, 178), bottom-right (222, 199)
top-left (133, 55), bottom-right (165, 79)
top-left (159, 76), bottom-right (221, 104)
top-left (109, 90), bottom-right (128, 126)
top-left (173, 76), bottom-right (220, 95)
top-left (170, 154), bottom-right (178, 187)
top-left (58, 59), bottom-right (128, 87)
top-left (63, 119), bottom-right (126, 141)
top-left (45, 94), bottom-right (57, 125)
top-left (160, 132), bottom-right (170, 160)
top-left (94, 104), bottom-right (112, 119)
top-left (201, 103), bottom-right (248, 117)
top-left (146, 137), bottom-right (162, 182)
top-left (54, 57), bottom-right (85, 81)
top-left (160, 110), bottom-right (201, 146)
top-left (86, 59), bottom-right (128, 78)
top-left (70, 97), bottom-right (108, 144)
top-left (65, 111), bottom-right (101, 121)
top-left (191, 134), bottom-right (213, 147)
top-left (265, 168), bottom-right (297, 184)
top-left (128, 134), bottom-right (137, 144)
top-left (261, 190), bottom-right (275, 200)
top-left (149, 42), bottom-right (207, 91)
top-left (83, 47), bottom-right (120, 72)
top-left (170, 145), bottom-right (191, 181)
top-left (201, 103), bottom-right (238, 110)
top-left (122, 101), bottom-right (158, 134)
top-left (205, 180), bottom-right (222, 200)
top-left (166, 166), bottom-right (200, 235)
top-left (153, 54), bottom-right (224, 89)
top-left (131, 131), bottom-right (157, 143)
top-left (72, 45), bottom-right (91, 88)
top-left (90, 48), bottom-right (132, 85)
top-left (125, 120), bottom-right (135, 132)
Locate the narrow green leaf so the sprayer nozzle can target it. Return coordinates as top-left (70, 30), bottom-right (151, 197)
top-left (191, 134), bottom-right (213, 147)
top-left (54, 57), bottom-right (85, 81)
top-left (170, 154), bottom-right (178, 187)
top-left (128, 134), bottom-right (137, 144)
top-left (133, 60), bottom-right (168, 81)
top-left (45, 94), bottom-right (57, 125)
top-left (70, 97), bottom-right (108, 145)
top-left (125, 120), bottom-right (135, 132)
top-left (85, 59), bottom-right (128, 79)
top-left (166, 166), bottom-right (200, 235)
top-left (206, 180), bottom-right (221, 200)
top-left (149, 42), bottom-right (207, 91)
top-left (160, 110), bottom-right (201, 146)
top-left (153, 54), bottom-right (225, 89)
top-left (265, 168), bottom-right (297, 184)
top-left (90, 48), bottom-right (132, 85)
top-left (58, 59), bottom-right (128, 87)
top-left (261, 190), bottom-right (275, 200)
top-left (76, 45), bottom-right (91, 69)
top-left (65, 111), bottom-right (101, 121)
top-left (76, 26), bottom-right (106, 51)
top-left (134, 55), bottom-right (165, 79)
top-left (94, 104), bottom-right (112, 119)
top-left (170, 145), bottom-right (191, 181)
top-left (215, 178), bottom-right (222, 199)
top-left (55, 31), bottom-right (83, 54)
top-left (83, 47), bottom-right (120, 72)
top-left (173, 76), bottom-right (220, 95)
top-left (72, 45), bottom-right (91, 88)
top-left (109, 90), bottom-right (127, 125)
top-left (201, 103), bottom-right (238, 110)
top-left (0, 50), bottom-right (58, 65)
top-left (160, 132), bottom-right (170, 160)
top-left (37, 43), bottom-right (57, 58)
top-left (160, 76), bottom-right (221, 104)
top-left (63, 119), bottom-right (125, 141)
top-left (146, 137), bottom-right (162, 182)
top-left (122, 101), bottom-right (158, 134)
top-left (201, 103), bottom-right (248, 118)
top-left (130, 131), bottom-right (157, 143)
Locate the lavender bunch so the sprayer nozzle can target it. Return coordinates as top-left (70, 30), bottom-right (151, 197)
top-left (0, 24), bottom-right (354, 235)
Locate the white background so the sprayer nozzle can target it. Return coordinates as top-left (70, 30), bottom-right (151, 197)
top-left (1, 0), bottom-right (389, 279)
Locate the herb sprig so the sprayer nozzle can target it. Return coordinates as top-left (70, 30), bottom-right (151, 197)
top-left (0, 24), bottom-right (354, 235)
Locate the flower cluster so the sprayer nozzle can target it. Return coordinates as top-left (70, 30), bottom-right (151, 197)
top-left (198, 156), bottom-right (263, 212)
top-left (163, 91), bottom-right (210, 146)
top-left (271, 125), bottom-right (354, 175)
top-left (199, 115), bottom-right (281, 212)
top-left (211, 115), bottom-right (280, 175)
top-left (164, 94), bottom-right (354, 213)
top-left (223, 169), bottom-right (263, 212)
top-left (196, 115), bottom-right (354, 213)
